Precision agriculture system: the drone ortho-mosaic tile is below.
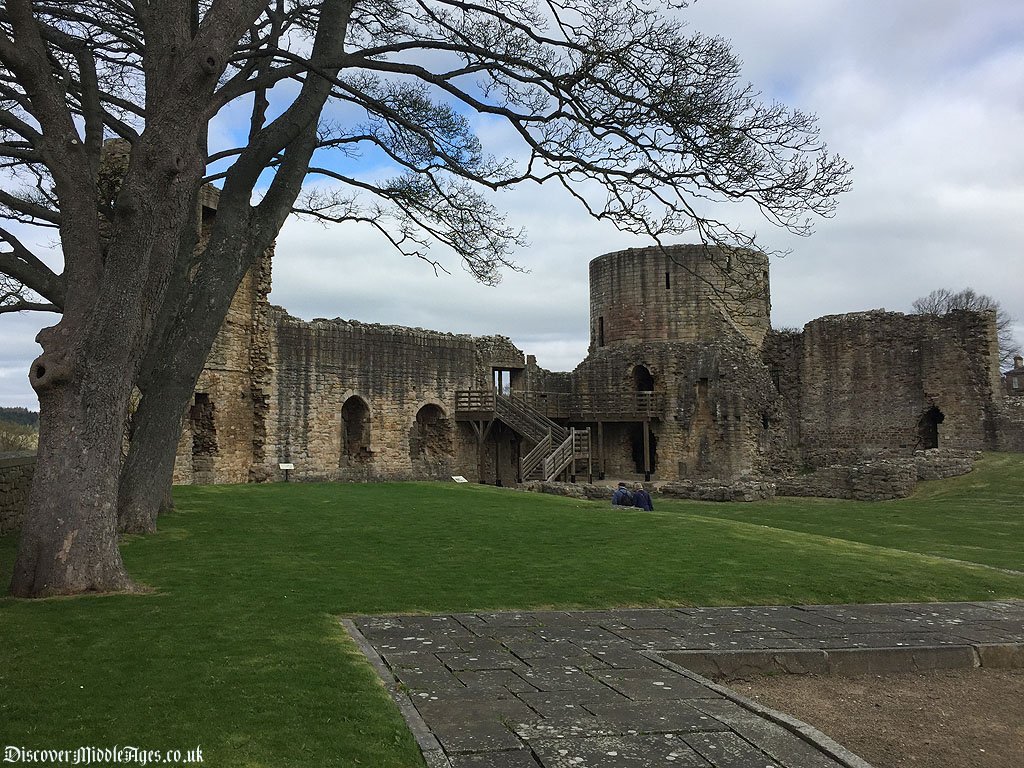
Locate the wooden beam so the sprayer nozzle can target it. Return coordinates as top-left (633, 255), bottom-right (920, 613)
top-left (472, 419), bottom-right (496, 482)
top-left (642, 419), bottom-right (651, 481)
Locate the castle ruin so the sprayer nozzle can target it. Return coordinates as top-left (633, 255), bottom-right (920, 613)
top-left (172, 237), bottom-right (1024, 498)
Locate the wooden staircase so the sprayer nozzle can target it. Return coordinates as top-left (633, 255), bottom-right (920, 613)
top-left (538, 427), bottom-right (591, 482)
top-left (454, 391), bottom-right (591, 482)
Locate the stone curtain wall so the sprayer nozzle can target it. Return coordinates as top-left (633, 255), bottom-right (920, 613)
top-left (760, 330), bottom-right (804, 471)
top-left (0, 452), bottom-right (35, 534)
top-left (588, 245), bottom-right (771, 353)
top-left (787, 309), bottom-right (1001, 465)
top-left (265, 313), bottom-right (526, 482)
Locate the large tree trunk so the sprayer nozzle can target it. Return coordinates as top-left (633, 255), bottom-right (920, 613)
top-left (115, 184), bottom-right (207, 535)
top-left (10, 324), bottom-right (140, 596)
top-left (116, 1), bottom-right (346, 536)
top-left (117, 378), bottom-right (189, 535)
top-left (6, 3), bottom-right (281, 596)
top-left (117, 227), bottom-right (260, 534)
top-left (11, 142), bottom-right (207, 595)
top-left (117, 328), bottom-right (229, 535)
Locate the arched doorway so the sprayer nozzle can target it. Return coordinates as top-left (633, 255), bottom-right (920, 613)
top-left (917, 405), bottom-right (945, 450)
top-left (633, 364), bottom-right (655, 392)
top-left (341, 396), bottom-right (372, 464)
top-left (409, 404), bottom-right (453, 475)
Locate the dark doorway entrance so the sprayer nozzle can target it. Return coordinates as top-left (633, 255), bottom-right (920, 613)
top-left (633, 364), bottom-right (655, 392)
top-left (341, 396), bottom-right (372, 463)
top-left (630, 423), bottom-right (657, 474)
top-left (917, 405), bottom-right (945, 449)
top-left (410, 404), bottom-right (452, 473)
top-left (190, 393), bottom-right (218, 458)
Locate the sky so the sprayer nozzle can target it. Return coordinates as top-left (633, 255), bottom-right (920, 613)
top-left (2, 0), bottom-right (1023, 409)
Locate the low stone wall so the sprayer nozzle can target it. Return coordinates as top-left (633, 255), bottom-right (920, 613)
top-left (519, 481), bottom-right (610, 501)
top-left (0, 452), bottom-right (35, 534)
top-left (777, 460), bottom-right (917, 501)
top-left (775, 450), bottom-right (976, 501)
top-left (658, 480), bottom-right (776, 502)
top-left (524, 449), bottom-right (979, 504)
top-left (914, 448), bottom-right (978, 481)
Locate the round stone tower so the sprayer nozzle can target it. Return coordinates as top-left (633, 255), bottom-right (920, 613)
top-left (588, 244), bottom-right (771, 353)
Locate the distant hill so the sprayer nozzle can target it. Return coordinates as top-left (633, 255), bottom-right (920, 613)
top-left (0, 407), bottom-right (39, 428)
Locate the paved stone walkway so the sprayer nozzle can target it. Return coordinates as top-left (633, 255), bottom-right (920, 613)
top-left (344, 601), bottom-right (1024, 768)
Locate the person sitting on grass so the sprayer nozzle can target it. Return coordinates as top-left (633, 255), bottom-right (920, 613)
top-left (611, 482), bottom-right (633, 507)
top-left (633, 483), bottom-right (654, 511)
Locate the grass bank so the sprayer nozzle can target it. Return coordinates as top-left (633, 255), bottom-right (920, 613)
top-left (2, 454), bottom-right (1022, 766)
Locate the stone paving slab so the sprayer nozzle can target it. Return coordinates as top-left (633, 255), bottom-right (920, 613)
top-left (344, 600), bottom-right (1024, 768)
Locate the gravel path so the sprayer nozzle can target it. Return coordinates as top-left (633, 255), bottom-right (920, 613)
top-left (736, 667), bottom-right (1024, 768)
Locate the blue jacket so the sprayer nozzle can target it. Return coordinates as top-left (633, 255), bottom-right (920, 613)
top-left (611, 487), bottom-right (633, 506)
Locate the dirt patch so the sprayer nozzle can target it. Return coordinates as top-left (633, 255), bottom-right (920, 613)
top-left (734, 667), bottom-right (1024, 768)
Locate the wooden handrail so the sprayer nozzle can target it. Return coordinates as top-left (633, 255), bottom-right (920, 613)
top-left (454, 390), bottom-right (495, 411)
top-left (543, 427), bottom-right (591, 482)
top-left (456, 390), bottom-right (665, 420)
top-left (520, 432), bottom-right (552, 480)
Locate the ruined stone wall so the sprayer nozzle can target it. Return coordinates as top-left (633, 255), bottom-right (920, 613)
top-left (776, 460), bottom-right (918, 501)
top-left (588, 245), bottom-right (771, 353)
top-left (172, 248), bottom-right (273, 485)
top-left (572, 338), bottom-right (785, 482)
top-left (263, 313), bottom-right (524, 483)
top-left (523, 355), bottom-right (574, 394)
top-left (760, 330), bottom-right (804, 472)
top-left (173, 238), bottom-right (1019, 493)
top-left (785, 309), bottom-right (1001, 465)
top-left (0, 452), bottom-right (34, 534)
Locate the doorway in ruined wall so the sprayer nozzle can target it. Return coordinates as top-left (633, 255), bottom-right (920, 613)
top-left (917, 405), bottom-right (945, 450)
top-left (630, 365), bottom-right (658, 477)
top-left (190, 393), bottom-right (218, 482)
top-left (341, 395), bottom-right (372, 465)
top-left (633, 364), bottom-right (655, 393)
top-left (409, 404), bottom-right (453, 477)
top-left (629, 423), bottom-right (657, 475)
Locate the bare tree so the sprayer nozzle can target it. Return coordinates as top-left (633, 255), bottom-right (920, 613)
top-left (913, 288), bottom-right (1021, 367)
top-left (0, 0), bottom-right (851, 597)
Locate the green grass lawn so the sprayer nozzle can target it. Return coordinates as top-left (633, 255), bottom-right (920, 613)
top-left (1, 453), bottom-right (1022, 767)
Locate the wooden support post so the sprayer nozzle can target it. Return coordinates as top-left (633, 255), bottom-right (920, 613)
top-left (494, 434), bottom-right (502, 486)
top-left (470, 419), bottom-right (495, 483)
top-left (642, 419), bottom-right (651, 481)
top-left (587, 427), bottom-right (594, 484)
